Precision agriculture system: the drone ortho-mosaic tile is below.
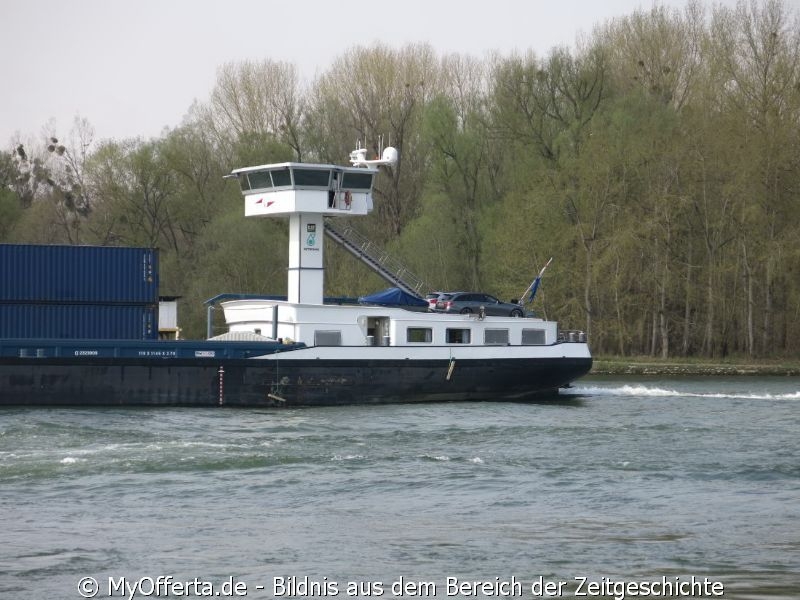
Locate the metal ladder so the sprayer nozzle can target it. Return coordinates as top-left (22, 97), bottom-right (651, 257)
top-left (323, 219), bottom-right (427, 297)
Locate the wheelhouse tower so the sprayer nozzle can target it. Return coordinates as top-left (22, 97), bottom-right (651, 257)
top-left (227, 147), bottom-right (397, 305)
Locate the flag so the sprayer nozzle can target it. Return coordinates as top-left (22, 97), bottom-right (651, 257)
top-left (528, 277), bottom-right (541, 303)
top-left (526, 257), bottom-right (553, 303)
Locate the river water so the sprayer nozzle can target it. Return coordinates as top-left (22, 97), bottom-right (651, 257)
top-left (0, 377), bottom-right (798, 600)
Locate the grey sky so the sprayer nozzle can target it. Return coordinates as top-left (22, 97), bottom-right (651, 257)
top-left (1, 0), bottom-right (741, 146)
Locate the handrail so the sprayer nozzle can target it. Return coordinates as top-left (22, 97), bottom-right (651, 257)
top-left (323, 219), bottom-right (427, 297)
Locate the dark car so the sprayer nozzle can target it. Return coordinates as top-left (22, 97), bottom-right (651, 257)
top-left (435, 292), bottom-right (525, 317)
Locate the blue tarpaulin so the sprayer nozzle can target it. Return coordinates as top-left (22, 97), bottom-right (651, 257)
top-left (358, 287), bottom-right (428, 307)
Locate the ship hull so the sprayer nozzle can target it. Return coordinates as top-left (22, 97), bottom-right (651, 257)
top-left (0, 355), bottom-right (592, 407)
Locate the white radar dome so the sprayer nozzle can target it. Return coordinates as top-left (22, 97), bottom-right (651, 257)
top-left (381, 146), bottom-right (398, 165)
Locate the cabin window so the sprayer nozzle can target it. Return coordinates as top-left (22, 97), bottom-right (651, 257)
top-left (522, 328), bottom-right (546, 345)
top-left (446, 328), bottom-right (471, 344)
top-left (484, 329), bottom-right (509, 345)
top-left (293, 168), bottom-right (331, 187)
top-left (314, 330), bottom-right (342, 346)
top-left (270, 167), bottom-right (292, 187)
top-left (238, 175), bottom-right (251, 191)
top-left (341, 171), bottom-right (374, 191)
top-left (247, 171), bottom-right (272, 190)
top-left (406, 327), bottom-right (432, 343)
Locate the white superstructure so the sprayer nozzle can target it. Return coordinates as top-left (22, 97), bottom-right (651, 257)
top-left (223, 146), bottom-right (588, 362)
top-left (229, 154), bottom-right (384, 305)
top-left (221, 298), bottom-right (565, 348)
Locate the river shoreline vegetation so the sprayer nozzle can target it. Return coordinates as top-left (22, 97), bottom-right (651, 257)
top-left (591, 355), bottom-right (800, 375)
top-left (2, 1), bottom-right (799, 361)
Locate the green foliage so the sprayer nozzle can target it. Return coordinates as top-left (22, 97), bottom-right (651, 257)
top-left (232, 132), bottom-right (294, 167)
top-left (394, 190), bottom-right (472, 291)
top-left (0, 187), bottom-right (22, 239)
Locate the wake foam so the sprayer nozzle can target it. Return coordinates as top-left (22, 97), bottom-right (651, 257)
top-left (562, 384), bottom-right (800, 401)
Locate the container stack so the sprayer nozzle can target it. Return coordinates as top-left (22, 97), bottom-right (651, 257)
top-left (0, 244), bottom-right (159, 340)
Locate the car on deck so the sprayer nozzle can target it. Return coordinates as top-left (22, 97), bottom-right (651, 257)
top-left (434, 292), bottom-right (525, 317)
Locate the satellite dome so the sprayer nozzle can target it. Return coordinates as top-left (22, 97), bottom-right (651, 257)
top-left (381, 146), bottom-right (398, 165)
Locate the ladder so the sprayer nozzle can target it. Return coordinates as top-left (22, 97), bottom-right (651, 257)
top-left (323, 219), bottom-right (427, 298)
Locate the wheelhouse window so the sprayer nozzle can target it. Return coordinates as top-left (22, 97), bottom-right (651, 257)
top-left (314, 330), bottom-right (342, 346)
top-left (270, 167), bottom-right (292, 187)
top-left (238, 175), bottom-right (251, 191)
top-left (292, 168), bottom-right (331, 188)
top-left (484, 329), bottom-right (509, 345)
top-left (341, 171), bottom-right (374, 191)
top-left (446, 328), bottom-right (471, 344)
top-left (406, 327), bottom-right (432, 343)
top-left (247, 171), bottom-right (272, 190)
top-left (522, 328), bottom-right (546, 345)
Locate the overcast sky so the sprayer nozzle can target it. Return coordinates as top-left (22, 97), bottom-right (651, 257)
top-left (1, 0), bottom-right (743, 147)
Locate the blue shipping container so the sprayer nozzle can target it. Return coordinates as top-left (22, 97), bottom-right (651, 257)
top-left (0, 244), bottom-right (158, 303)
top-left (0, 303), bottom-right (157, 340)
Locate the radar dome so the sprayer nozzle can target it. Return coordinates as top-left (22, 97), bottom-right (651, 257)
top-left (381, 146), bottom-right (398, 165)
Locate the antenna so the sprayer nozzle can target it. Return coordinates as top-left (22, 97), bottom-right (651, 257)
top-left (349, 138), bottom-right (398, 168)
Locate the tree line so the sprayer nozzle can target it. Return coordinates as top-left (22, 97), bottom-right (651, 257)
top-left (2, 0), bottom-right (799, 359)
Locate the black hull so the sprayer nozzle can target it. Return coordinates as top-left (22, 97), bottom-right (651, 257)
top-left (0, 356), bottom-right (592, 407)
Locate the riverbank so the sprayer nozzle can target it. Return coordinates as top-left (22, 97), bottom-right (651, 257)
top-left (591, 357), bottom-right (800, 376)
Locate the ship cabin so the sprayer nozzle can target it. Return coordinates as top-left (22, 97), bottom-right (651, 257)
top-left (220, 300), bottom-right (560, 349)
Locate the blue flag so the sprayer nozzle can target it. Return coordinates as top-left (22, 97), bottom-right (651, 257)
top-left (528, 277), bottom-right (541, 303)
top-left (525, 257), bottom-right (553, 304)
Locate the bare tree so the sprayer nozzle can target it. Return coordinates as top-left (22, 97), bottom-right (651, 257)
top-left (201, 59), bottom-right (306, 161)
top-left (600, 0), bottom-right (704, 110)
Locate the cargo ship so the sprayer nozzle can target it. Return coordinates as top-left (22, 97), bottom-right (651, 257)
top-left (0, 146), bottom-right (591, 407)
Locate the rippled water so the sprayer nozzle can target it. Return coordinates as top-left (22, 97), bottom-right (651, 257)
top-left (1, 376), bottom-right (798, 599)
